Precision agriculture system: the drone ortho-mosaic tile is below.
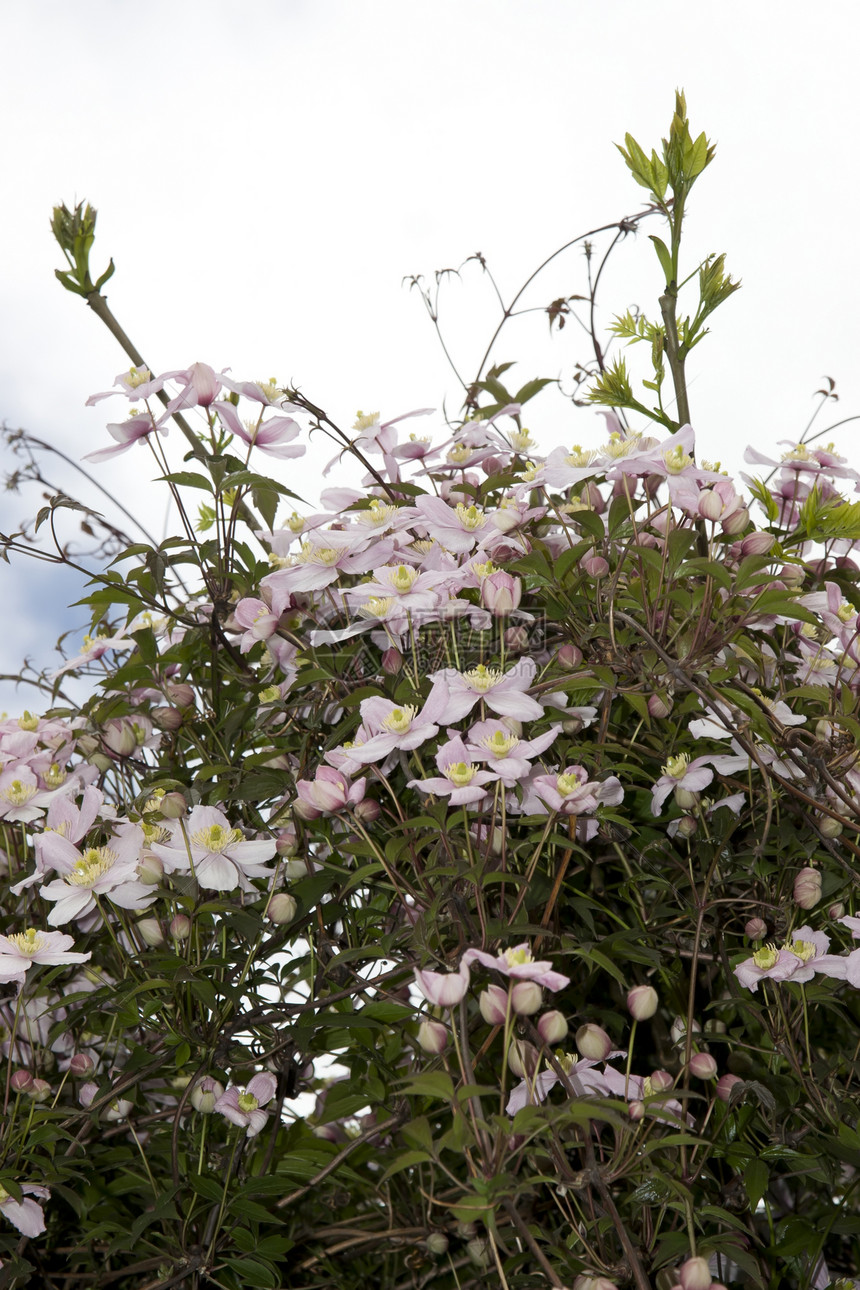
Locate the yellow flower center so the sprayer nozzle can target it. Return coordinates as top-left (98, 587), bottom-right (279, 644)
top-left (359, 499), bottom-right (398, 527)
top-left (837, 601), bottom-right (855, 624)
top-left (257, 378), bottom-right (281, 401)
top-left (447, 444), bottom-right (471, 464)
top-left (126, 366), bottom-right (152, 388)
top-left (484, 730), bottom-right (518, 756)
top-left (789, 938), bottom-right (816, 963)
top-left (17, 711), bottom-right (39, 732)
top-left (565, 446), bottom-right (596, 468)
top-left (237, 1091), bottom-right (259, 1113)
top-left (517, 460), bottom-right (540, 482)
top-left (781, 443), bottom-right (813, 462)
top-left (297, 542), bottom-right (340, 566)
top-left (603, 431), bottom-right (642, 459)
top-left (462, 664), bottom-right (502, 693)
top-left (390, 565), bottom-right (418, 592)
top-left (510, 429), bottom-right (534, 452)
top-left (191, 823), bottom-right (244, 854)
top-left (455, 503), bottom-right (486, 531)
top-left (3, 780), bottom-right (36, 806)
top-left (382, 706), bottom-right (416, 734)
top-left (445, 762), bottom-right (477, 787)
top-left (68, 847), bottom-right (116, 886)
top-left (287, 511), bottom-right (305, 533)
top-left (44, 763), bottom-right (67, 789)
top-left (9, 928), bottom-right (46, 957)
top-left (357, 596), bottom-right (395, 620)
top-left (753, 944), bottom-right (780, 970)
top-left (472, 559), bottom-right (496, 579)
top-left (353, 410), bottom-right (379, 432)
top-left (556, 771), bottom-right (581, 795)
top-left (663, 445), bottom-right (693, 474)
top-left (663, 754), bottom-right (689, 780)
top-left (504, 946), bottom-right (532, 968)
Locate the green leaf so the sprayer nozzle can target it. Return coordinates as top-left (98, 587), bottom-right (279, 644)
top-left (743, 1157), bottom-right (768, 1211)
top-left (378, 1149), bottom-right (434, 1182)
top-left (650, 235), bottom-right (674, 282)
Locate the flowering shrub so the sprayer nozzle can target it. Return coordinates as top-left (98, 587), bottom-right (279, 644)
top-left (2, 94), bottom-right (860, 1289)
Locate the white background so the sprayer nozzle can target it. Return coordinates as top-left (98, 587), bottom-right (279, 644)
top-left (2, 0), bottom-right (859, 710)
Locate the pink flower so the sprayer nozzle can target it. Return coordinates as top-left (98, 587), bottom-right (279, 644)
top-left (83, 409), bottom-right (169, 463)
top-left (0, 1183), bottom-right (50, 1237)
top-left (39, 827), bottom-right (155, 925)
top-left (734, 926), bottom-right (846, 992)
top-left (650, 753), bottom-right (714, 815)
top-left (295, 766), bottom-right (367, 816)
top-left (339, 685), bottom-right (449, 767)
top-left (430, 658), bottom-right (545, 723)
top-left (481, 571), bottom-right (522, 615)
top-left (461, 943), bottom-right (570, 991)
top-left (407, 734), bottom-right (499, 805)
top-left (85, 365), bottom-right (167, 406)
top-left (214, 400), bottom-right (305, 459)
top-left (464, 719), bottom-right (561, 788)
top-left (151, 806), bottom-right (275, 891)
top-left (214, 1073), bottom-right (277, 1137)
top-left (414, 960), bottom-right (470, 1007)
top-left (234, 598), bottom-right (279, 652)
top-left (507, 1052), bottom-right (614, 1114)
top-left (0, 928), bottom-right (91, 986)
top-left (528, 765), bottom-right (624, 816)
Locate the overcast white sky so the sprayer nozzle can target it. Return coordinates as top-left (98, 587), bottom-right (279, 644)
top-left (2, 0), bottom-right (860, 710)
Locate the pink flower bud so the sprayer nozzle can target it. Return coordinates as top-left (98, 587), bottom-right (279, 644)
top-left (504, 625), bottom-right (530, 652)
top-left (190, 1075), bottom-right (225, 1112)
top-left (581, 553), bottom-right (609, 578)
top-left (649, 1068), bottom-right (673, 1092)
top-left (276, 828), bottom-right (298, 858)
top-left (266, 893), bottom-right (297, 924)
top-left (478, 985), bottom-right (509, 1026)
top-left (648, 693), bottom-right (673, 719)
top-left (102, 720), bottom-right (138, 758)
top-left (137, 917), bottom-right (165, 947)
top-left (557, 643), bottom-right (583, 670)
top-left (794, 867), bottom-right (822, 910)
top-left (697, 488), bottom-right (726, 522)
top-left (745, 918), bottom-right (767, 941)
top-left (576, 1023), bottom-right (612, 1061)
top-left (627, 985), bottom-right (658, 1020)
top-left (354, 798), bottom-right (381, 824)
top-left (185, 361), bottom-right (221, 407)
top-left (381, 647), bottom-right (403, 675)
top-left (675, 815), bottom-right (697, 838)
top-left (166, 683), bottom-right (194, 707)
top-left (69, 1053), bottom-right (95, 1077)
top-left (10, 1070), bottom-right (33, 1094)
top-left (417, 1020), bottom-right (448, 1054)
top-left (829, 902), bottom-right (846, 920)
top-left (721, 505), bottom-right (749, 535)
top-left (716, 1073), bottom-right (743, 1103)
top-left (481, 571), bottom-right (522, 616)
top-left (628, 1099), bottom-right (644, 1121)
top-left (507, 1039), bottom-right (538, 1078)
top-left (537, 1010), bottom-right (569, 1045)
top-left (414, 963), bottom-right (469, 1008)
top-left (778, 564), bottom-right (804, 588)
top-left (28, 1078), bottom-right (51, 1103)
top-left (152, 705), bottom-right (182, 731)
top-left (293, 798), bottom-right (322, 821)
top-left (158, 792), bottom-right (188, 820)
top-left (138, 855), bottom-right (164, 886)
top-left (170, 914), bottom-right (192, 941)
top-left (678, 1256), bottom-right (713, 1290)
top-left (511, 980), bottom-right (543, 1016)
top-left (741, 530), bottom-right (775, 557)
top-left (688, 1052), bottom-right (717, 1080)
top-left (573, 1277), bottom-right (620, 1290)
top-left (674, 787), bottom-right (699, 809)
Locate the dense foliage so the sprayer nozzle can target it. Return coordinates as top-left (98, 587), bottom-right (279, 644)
top-left (2, 95), bottom-right (860, 1290)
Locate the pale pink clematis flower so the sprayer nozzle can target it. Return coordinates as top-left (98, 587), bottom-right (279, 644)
top-left (464, 719), bottom-right (561, 788)
top-left (528, 765), bottom-right (624, 816)
top-left (85, 365), bottom-right (167, 406)
top-left (506, 1052), bottom-right (614, 1115)
top-left (430, 657), bottom-right (545, 723)
top-left (461, 943), bottom-right (570, 991)
top-left (83, 409), bottom-right (170, 463)
top-left (214, 400), bottom-right (305, 460)
top-left (295, 766), bottom-right (367, 816)
top-left (650, 754), bottom-right (714, 815)
top-left (39, 827), bottom-right (155, 925)
top-left (0, 1183), bottom-right (50, 1237)
top-left (214, 1073), bottom-right (277, 1137)
top-left (407, 734), bottom-right (499, 806)
top-left (734, 925), bottom-right (846, 992)
top-left (233, 598), bottom-right (279, 653)
top-left (0, 928), bottom-right (90, 986)
top-left (414, 960), bottom-right (471, 1007)
top-left (151, 805), bottom-right (275, 891)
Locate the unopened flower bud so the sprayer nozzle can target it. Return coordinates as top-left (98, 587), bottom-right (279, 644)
top-left (688, 1052), bottom-right (717, 1080)
top-left (479, 985), bottom-right (509, 1026)
top-left (165, 683), bottom-right (194, 707)
top-left (190, 1076), bottom-right (225, 1113)
top-left (581, 553), bottom-right (609, 578)
top-left (573, 1276), bottom-right (620, 1290)
top-left (675, 815), bottom-right (697, 838)
top-left (417, 1020), bottom-right (448, 1054)
top-left (102, 720), bottom-right (138, 758)
top-left (507, 1039), bottom-right (538, 1078)
top-left (576, 1023), bottom-right (612, 1061)
top-left (425, 1232), bottom-right (449, 1256)
top-left (537, 1010), bottom-right (568, 1045)
top-left (466, 1237), bottom-right (489, 1268)
top-left (138, 854), bottom-right (164, 885)
top-left (293, 799), bottom-right (322, 822)
top-left (481, 571), bottom-right (522, 616)
top-left (627, 985), bottom-right (658, 1020)
top-left (137, 917), bottom-right (165, 947)
top-left (354, 798), bottom-right (381, 824)
top-left (741, 530), bottom-right (775, 557)
top-left (152, 705), bottom-right (182, 731)
top-left (721, 505), bottom-right (749, 535)
top-left (716, 1073), bottom-right (743, 1103)
top-left (674, 786), bottom-right (699, 809)
top-left (628, 1099), bottom-right (644, 1121)
top-left (778, 563), bottom-right (805, 588)
top-left (648, 693), bottom-right (673, 719)
top-left (504, 625), bottom-right (530, 652)
top-left (266, 893), bottom-right (297, 924)
top-left (557, 643), bottom-right (583, 670)
top-left (829, 902), bottom-right (846, 920)
top-left (276, 828), bottom-right (298, 858)
top-left (678, 1255), bottom-right (713, 1290)
top-left (28, 1078), bottom-right (51, 1103)
top-left (381, 647), bottom-right (403, 675)
top-left (158, 792), bottom-right (188, 820)
top-left (649, 1068), bottom-right (673, 1092)
top-left (745, 918), bottom-right (767, 941)
top-left (819, 814), bottom-right (843, 839)
top-left (69, 1053), bottom-right (95, 1077)
top-left (10, 1070), bottom-right (33, 1094)
top-left (511, 980), bottom-right (542, 1016)
top-left (794, 867), bottom-right (822, 910)
top-left (170, 914), bottom-right (192, 941)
